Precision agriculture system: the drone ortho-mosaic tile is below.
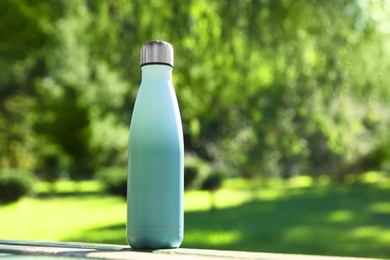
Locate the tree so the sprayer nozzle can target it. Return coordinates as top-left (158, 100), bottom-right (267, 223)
top-left (1, 0), bottom-right (389, 183)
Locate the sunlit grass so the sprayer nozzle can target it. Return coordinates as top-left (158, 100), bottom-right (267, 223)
top-left (0, 189), bottom-right (249, 242)
top-left (0, 176), bottom-right (389, 258)
top-left (35, 180), bottom-right (103, 194)
top-left (185, 190), bottom-right (250, 212)
top-left (0, 195), bottom-right (125, 242)
top-left (185, 230), bottom-right (242, 246)
top-left (369, 202), bottom-right (390, 214)
top-left (328, 210), bottom-right (354, 223)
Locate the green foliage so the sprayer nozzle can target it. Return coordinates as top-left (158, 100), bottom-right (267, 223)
top-left (1, 0), bottom-right (390, 182)
top-left (0, 96), bottom-right (37, 169)
top-left (0, 168), bottom-right (35, 204)
top-left (34, 138), bottom-right (71, 183)
top-left (96, 167), bottom-right (127, 198)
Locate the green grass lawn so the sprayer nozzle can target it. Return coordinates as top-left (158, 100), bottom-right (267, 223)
top-left (0, 178), bottom-right (389, 258)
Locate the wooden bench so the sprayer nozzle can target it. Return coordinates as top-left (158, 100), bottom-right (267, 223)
top-left (0, 240), bottom-right (380, 260)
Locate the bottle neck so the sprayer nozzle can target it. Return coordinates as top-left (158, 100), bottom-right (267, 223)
top-left (141, 64), bottom-right (172, 81)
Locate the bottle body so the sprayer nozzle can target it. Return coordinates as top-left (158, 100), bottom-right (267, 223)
top-left (127, 65), bottom-right (184, 249)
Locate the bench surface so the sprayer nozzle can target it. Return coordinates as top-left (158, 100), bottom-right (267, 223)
top-left (0, 240), bottom-right (381, 260)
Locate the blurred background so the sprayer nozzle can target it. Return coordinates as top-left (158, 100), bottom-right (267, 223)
top-left (0, 0), bottom-right (389, 258)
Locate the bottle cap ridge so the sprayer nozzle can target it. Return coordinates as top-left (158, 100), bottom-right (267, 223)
top-left (140, 41), bottom-right (174, 67)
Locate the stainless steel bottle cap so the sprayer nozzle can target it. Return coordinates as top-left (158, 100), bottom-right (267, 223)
top-left (140, 40), bottom-right (174, 67)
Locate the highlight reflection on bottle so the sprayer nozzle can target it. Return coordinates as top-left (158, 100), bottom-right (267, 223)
top-left (127, 41), bottom-right (184, 249)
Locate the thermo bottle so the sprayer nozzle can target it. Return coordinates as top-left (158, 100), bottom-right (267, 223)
top-left (127, 41), bottom-right (184, 249)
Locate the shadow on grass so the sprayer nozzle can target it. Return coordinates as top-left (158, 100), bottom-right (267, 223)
top-left (36, 191), bottom-right (106, 199)
top-left (67, 184), bottom-right (390, 258)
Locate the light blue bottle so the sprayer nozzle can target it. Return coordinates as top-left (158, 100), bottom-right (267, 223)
top-left (127, 41), bottom-right (184, 249)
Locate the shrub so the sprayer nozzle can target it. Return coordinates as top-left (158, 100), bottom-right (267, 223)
top-left (201, 170), bottom-right (225, 191)
top-left (184, 165), bottom-right (199, 190)
top-left (184, 159), bottom-right (210, 190)
top-left (96, 167), bottom-right (127, 197)
top-left (201, 169), bottom-right (226, 212)
top-left (0, 168), bottom-right (35, 204)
